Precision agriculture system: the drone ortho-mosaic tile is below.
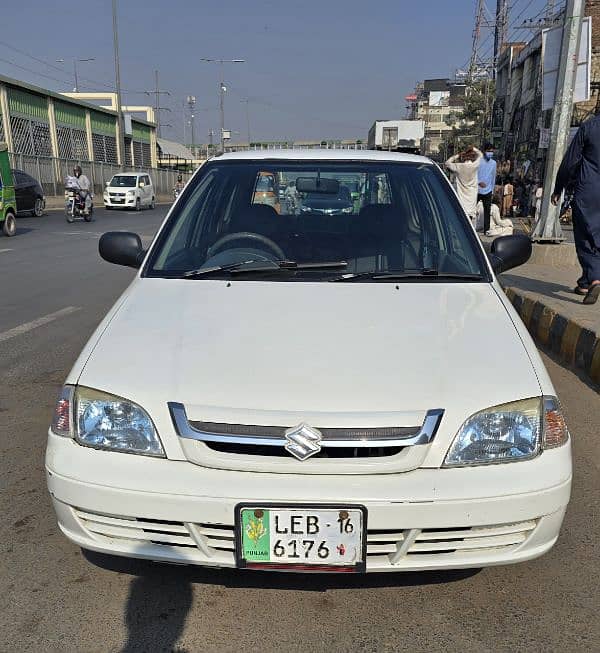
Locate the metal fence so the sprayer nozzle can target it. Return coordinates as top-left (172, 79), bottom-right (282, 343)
top-left (8, 153), bottom-right (193, 197)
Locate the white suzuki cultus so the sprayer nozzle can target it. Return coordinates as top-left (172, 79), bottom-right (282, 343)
top-left (47, 151), bottom-right (571, 573)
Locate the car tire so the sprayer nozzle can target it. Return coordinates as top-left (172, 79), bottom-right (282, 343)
top-left (32, 197), bottom-right (44, 217)
top-left (2, 212), bottom-right (16, 237)
top-left (135, 197), bottom-right (141, 212)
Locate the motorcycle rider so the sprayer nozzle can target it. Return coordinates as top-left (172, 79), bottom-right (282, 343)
top-left (73, 166), bottom-right (92, 214)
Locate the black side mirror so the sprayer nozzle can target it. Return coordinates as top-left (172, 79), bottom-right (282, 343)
top-left (489, 234), bottom-right (532, 274)
top-left (99, 231), bottom-right (145, 268)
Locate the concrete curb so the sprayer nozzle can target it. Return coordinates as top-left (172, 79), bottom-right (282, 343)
top-left (504, 286), bottom-right (600, 387)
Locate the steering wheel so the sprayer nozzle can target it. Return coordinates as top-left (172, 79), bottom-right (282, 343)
top-left (207, 231), bottom-right (286, 260)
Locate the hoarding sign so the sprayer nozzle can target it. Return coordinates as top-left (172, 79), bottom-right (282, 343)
top-left (542, 17), bottom-right (591, 111)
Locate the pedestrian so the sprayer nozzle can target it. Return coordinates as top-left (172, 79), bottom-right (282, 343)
top-left (535, 184), bottom-right (543, 221)
top-left (502, 177), bottom-right (514, 217)
top-left (444, 144), bottom-right (482, 227)
top-left (477, 143), bottom-right (497, 233)
top-left (484, 195), bottom-right (514, 236)
top-left (514, 180), bottom-right (524, 216)
top-left (552, 114), bottom-right (600, 304)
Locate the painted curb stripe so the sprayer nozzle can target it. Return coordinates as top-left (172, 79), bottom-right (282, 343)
top-left (503, 286), bottom-right (598, 387)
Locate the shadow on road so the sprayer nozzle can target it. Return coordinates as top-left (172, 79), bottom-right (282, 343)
top-left (119, 565), bottom-right (193, 653)
top-left (83, 548), bottom-right (479, 592)
top-left (82, 549), bottom-right (480, 651)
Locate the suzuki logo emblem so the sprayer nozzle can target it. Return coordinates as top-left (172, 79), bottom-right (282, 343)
top-left (284, 423), bottom-right (322, 461)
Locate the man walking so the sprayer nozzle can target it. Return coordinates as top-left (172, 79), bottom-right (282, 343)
top-left (445, 145), bottom-right (482, 228)
top-left (477, 143), bottom-right (497, 233)
top-left (552, 115), bottom-right (600, 304)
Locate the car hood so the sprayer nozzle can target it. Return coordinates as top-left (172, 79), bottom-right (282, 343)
top-left (78, 279), bottom-right (541, 458)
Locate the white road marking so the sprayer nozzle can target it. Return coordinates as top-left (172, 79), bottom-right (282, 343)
top-left (0, 248), bottom-right (13, 253)
top-left (0, 306), bottom-right (80, 344)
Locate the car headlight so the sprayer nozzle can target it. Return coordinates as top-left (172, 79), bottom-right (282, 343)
top-left (51, 385), bottom-right (165, 457)
top-left (342, 206), bottom-right (353, 214)
top-left (127, 190), bottom-right (136, 196)
top-left (443, 396), bottom-right (568, 467)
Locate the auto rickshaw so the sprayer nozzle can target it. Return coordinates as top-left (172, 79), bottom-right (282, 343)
top-left (0, 142), bottom-right (17, 236)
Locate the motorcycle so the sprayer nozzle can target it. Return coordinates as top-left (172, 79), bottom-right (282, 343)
top-left (65, 188), bottom-right (93, 223)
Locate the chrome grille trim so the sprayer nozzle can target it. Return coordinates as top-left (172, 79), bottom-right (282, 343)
top-left (168, 402), bottom-right (444, 448)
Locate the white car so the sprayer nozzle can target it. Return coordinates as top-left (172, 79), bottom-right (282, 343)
top-left (47, 150), bottom-right (571, 574)
top-left (103, 173), bottom-right (155, 211)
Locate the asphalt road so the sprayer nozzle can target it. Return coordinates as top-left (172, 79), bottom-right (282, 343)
top-left (1, 208), bottom-right (599, 652)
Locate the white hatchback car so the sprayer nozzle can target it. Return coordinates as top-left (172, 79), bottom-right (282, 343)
top-left (103, 173), bottom-right (155, 211)
top-left (47, 150), bottom-right (571, 574)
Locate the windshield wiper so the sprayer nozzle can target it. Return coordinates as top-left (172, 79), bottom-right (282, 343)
top-left (329, 270), bottom-right (484, 282)
top-left (182, 260), bottom-right (347, 279)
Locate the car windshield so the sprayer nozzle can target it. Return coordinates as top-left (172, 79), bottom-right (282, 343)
top-left (110, 175), bottom-right (137, 187)
top-left (145, 161), bottom-right (488, 280)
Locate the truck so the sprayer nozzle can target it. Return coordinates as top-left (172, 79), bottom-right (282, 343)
top-left (0, 142), bottom-right (17, 237)
top-left (367, 120), bottom-right (425, 154)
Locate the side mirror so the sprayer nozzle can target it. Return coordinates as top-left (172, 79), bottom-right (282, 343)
top-left (105, 181), bottom-right (109, 186)
top-left (139, 182), bottom-right (145, 188)
top-left (99, 231), bottom-right (145, 268)
top-left (489, 234), bottom-right (532, 274)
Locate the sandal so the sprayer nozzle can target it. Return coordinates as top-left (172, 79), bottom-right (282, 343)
top-left (582, 283), bottom-right (600, 305)
top-left (573, 286), bottom-right (588, 295)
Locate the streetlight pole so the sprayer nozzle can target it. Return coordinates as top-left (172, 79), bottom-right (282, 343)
top-left (187, 95), bottom-right (196, 157)
top-left (57, 57), bottom-right (95, 92)
top-left (200, 58), bottom-right (245, 153)
top-left (111, 0), bottom-right (126, 170)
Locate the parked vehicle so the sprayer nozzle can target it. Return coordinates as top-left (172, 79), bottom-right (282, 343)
top-left (368, 120), bottom-right (425, 154)
top-left (12, 169), bottom-right (45, 217)
top-left (64, 187), bottom-right (93, 223)
top-left (104, 173), bottom-right (155, 211)
top-left (47, 150), bottom-right (571, 574)
top-left (0, 142), bottom-right (17, 236)
top-left (300, 185), bottom-right (354, 215)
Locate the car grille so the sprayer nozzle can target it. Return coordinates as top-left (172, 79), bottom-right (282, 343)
top-left (206, 441), bottom-right (404, 458)
top-left (109, 192), bottom-right (126, 197)
top-left (73, 508), bottom-right (536, 567)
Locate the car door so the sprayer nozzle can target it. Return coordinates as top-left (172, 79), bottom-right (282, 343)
top-left (12, 171), bottom-right (26, 213)
top-left (143, 175), bottom-right (152, 205)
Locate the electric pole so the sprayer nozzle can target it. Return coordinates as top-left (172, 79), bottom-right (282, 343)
top-left (200, 58), bottom-right (245, 153)
top-left (187, 95), bottom-right (196, 156)
top-left (111, 0), bottom-right (126, 170)
top-left (145, 70), bottom-right (171, 137)
top-left (494, 0), bottom-right (509, 75)
top-left (533, 0), bottom-right (584, 241)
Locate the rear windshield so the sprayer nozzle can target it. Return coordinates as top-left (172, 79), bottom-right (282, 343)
top-left (110, 175), bottom-right (137, 187)
top-left (145, 161), bottom-right (487, 280)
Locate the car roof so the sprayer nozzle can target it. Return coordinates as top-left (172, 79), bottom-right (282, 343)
top-left (213, 149), bottom-right (432, 164)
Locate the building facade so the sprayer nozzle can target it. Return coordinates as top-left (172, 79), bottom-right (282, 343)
top-left (0, 75), bottom-right (157, 173)
top-left (406, 79), bottom-right (466, 158)
top-left (494, 0), bottom-right (600, 181)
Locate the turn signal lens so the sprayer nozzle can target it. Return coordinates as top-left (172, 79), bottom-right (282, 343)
top-left (51, 385), bottom-right (74, 437)
top-left (543, 397), bottom-right (569, 448)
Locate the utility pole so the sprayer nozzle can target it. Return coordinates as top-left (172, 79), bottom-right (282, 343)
top-left (57, 58), bottom-right (95, 93)
top-left (111, 0), bottom-right (126, 170)
top-left (494, 0), bottom-right (509, 75)
top-left (145, 70), bottom-right (171, 137)
top-left (187, 95), bottom-right (196, 156)
top-left (200, 58), bottom-right (245, 153)
top-left (533, 0), bottom-right (584, 241)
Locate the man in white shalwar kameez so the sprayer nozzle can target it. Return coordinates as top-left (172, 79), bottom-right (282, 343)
top-left (445, 146), bottom-right (482, 229)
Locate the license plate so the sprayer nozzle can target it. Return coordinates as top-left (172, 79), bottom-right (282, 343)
top-left (235, 504), bottom-right (367, 572)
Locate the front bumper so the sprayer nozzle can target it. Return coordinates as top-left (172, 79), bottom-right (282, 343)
top-left (46, 433), bottom-right (571, 572)
top-left (104, 196), bottom-right (136, 207)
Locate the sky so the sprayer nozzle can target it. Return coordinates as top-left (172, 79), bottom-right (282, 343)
top-left (1, 0), bottom-right (551, 144)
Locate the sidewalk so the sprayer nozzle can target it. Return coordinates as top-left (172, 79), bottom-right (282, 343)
top-left (498, 243), bottom-right (600, 387)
